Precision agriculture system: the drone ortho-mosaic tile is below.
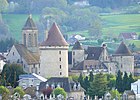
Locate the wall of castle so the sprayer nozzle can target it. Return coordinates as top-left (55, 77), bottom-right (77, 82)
top-left (40, 46), bottom-right (68, 78)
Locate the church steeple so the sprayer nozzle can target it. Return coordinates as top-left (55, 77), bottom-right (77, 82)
top-left (22, 15), bottom-right (38, 53)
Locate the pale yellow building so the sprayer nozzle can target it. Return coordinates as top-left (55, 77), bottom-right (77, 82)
top-left (40, 23), bottom-right (69, 78)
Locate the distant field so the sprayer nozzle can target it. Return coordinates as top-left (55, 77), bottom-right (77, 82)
top-left (2, 14), bottom-right (140, 41)
top-left (2, 14), bottom-right (39, 40)
top-left (101, 14), bottom-right (140, 36)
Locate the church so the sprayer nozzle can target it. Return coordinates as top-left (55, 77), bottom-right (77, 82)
top-left (6, 15), bottom-right (69, 78)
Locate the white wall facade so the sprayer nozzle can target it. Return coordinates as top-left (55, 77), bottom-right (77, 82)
top-left (0, 60), bottom-right (5, 73)
top-left (40, 46), bottom-right (69, 78)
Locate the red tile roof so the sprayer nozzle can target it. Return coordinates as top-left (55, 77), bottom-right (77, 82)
top-left (41, 22), bottom-right (68, 46)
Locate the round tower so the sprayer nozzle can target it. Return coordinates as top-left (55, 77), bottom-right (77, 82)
top-left (40, 22), bottom-right (69, 78)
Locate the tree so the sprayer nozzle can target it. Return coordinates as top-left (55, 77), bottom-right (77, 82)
top-left (88, 18), bottom-right (102, 38)
top-left (0, 0), bottom-right (8, 12)
top-left (1, 64), bottom-right (25, 87)
top-left (128, 73), bottom-right (135, 90)
top-left (88, 73), bottom-right (108, 98)
top-left (78, 73), bottom-right (84, 87)
top-left (89, 71), bottom-right (94, 82)
top-left (42, 87), bottom-right (53, 98)
top-left (0, 86), bottom-right (10, 99)
top-left (115, 70), bottom-right (123, 92)
top-left (122, 72), bottom-right (129, 91)
top-left (110, 89), bottom-right (120, 100)
top-left (53, 87), bottom-right (66, 98)
top-left (14, 86), bottom-right (25, 98)
top-left (83, 76), bottom-right (90, 93)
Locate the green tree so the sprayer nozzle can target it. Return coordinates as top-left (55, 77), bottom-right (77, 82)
top-left (89, 71), bottom-right (94, 82)
top-left (0, 0), bottom-right (8, 12)
top-left (0, 86), bottom-right (10, 99)
top-left (53, 87), bottom-right (66, 98)
top-left (78, 73), bottom-right (84, 87)
top-left (14, 86), bottom-right (25, 98)
top-left (83, 76), bottom-right (90, 93)
top-left (115, 70), bottom-right (123, 92)
top-left (110, 89), bottom-right (120, 100)
top-left (1, 64), bottom-right (25, 87)
top-left (88, 19), bottom-right (102, 38)
top-left (88, 73), bottom-right (108, 98)
top-left (128, 73), bottom-right (135, 90)
top-left (122, 72), bottom-right (129, 91)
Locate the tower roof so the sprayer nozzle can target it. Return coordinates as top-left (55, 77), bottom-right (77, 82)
top-left (41, 22), bottom-right (68, 46)
top-left (115, 41), bottom-right (132, 56)
top-left (22, 15), bottom-right (37, 30)
top-left (72, 41), bottom-right (83, 50)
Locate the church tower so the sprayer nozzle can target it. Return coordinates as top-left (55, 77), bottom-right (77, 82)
top-left (40, 22), bottom-right (69, 78)
top-left (22, 15), bottom-right (38, 53)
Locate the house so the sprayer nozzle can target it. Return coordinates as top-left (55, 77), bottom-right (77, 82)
top-left (40, 22), bottom-right (69, 78)
top-left (73, 0), bottom-right (89, 7)
top-left (131, 79), bottom-right (140, 100)
top-left (122, 90), bottom-right (136, 100)
top-left (6, 44), bottom-right (40, 74)
top-left (72, 41), bottom-right (85, 67)
top-left (119, 33), bottom-right (138, 40)
top-left (111, 42), bottom-right (134, 74)
top-left (72, 34), bottom-right (85, 41)
top-left (18, 73), bottom-right (47, 89)
top-left (6, 15), bottom-right (40, 74)
top-left (39, 77), bottom-right (85, 100)
top-left (0, 54), bottom-right (6, 73)
top-left (70, 44), bottom-right (110, 75)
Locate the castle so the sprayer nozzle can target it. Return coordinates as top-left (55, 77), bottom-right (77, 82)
top-left (7, 15), bottom-right (69, 78)
top-left (6, 15), bottom-right (135, 78)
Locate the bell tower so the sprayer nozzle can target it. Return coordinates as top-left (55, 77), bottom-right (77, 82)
top-left (22, 15), bottom-right (38, 53)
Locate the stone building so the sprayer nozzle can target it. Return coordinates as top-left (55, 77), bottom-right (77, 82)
top-left (22, 15), bottom-right (39, 53)
top-left (40, 22), bottom-right (69, 78)
top-left (112, 42), bottom-right (134, 74)
top-left (6, 15), bottom-right (40, 74)
top-left (39, 77), bottom-right (85, 100)
top-left (72, 41), bottom-right (85, 67)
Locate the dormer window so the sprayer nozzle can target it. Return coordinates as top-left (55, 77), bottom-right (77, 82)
top-left (13, 52), bottom-right (14, 56)
top-left (73, 83), bottom-right (77, 91)
top-left (92, 54), bottom-right (94, 56)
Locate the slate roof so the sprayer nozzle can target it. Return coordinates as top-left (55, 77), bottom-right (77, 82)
top-left (86, 46), bottom-right (104, 60)
top-left (39, 77), bottom-right (73, 92)
top-left (22, 15), bottom-right (37, 30)
top-left (71, 61), bottom-right (84, 70)
top-left (0, 54), bottom-right (5, 60)
top-left (19, 73), bottom-right (47, 82)
top-left (41, 22), bottom-right (68, 46)
top-left (124, 90), bottom-right (135, 95)
top-left (119, 32), bottom-right (137, 40)
top-left (114, 42), bottom-right (132, 56)
top-left (72, 41), bottom-right (83, 50)
top-left (14, 44), bottom-right (40, 64)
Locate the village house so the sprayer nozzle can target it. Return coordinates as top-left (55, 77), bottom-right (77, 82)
top-left (39, 77), bottom-right (85, 100)
top-left (119, 32), bottom-right (138, 40)
top-left (111, 42), bottom-right (134, 74)
top-left (18, 73), bottom-right (47, 89)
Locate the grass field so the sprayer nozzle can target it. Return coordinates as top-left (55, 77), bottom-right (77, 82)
top-left (2, 14), bottom-right (39, 40)
top-left (101, 14), bottom-right (140, 36)
top-left (2, 14), bottom-right (140, 42)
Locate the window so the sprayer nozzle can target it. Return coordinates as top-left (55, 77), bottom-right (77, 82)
top-left (59, 57), bottom-right (61, 61)
top-left (73, 58), bottom-right (75, 63)
top-left (24, 34), bottom-right (26, 46)
top-left (60, 65), bottom-right (61, 69)
top-left (60, 72), bottom-right (62, 75)
top-left (121, 64), bottom-right (123, 68)
top-left (13, 52), bottom-right (14, 56)
top-left (33, 64), bottom-right (35, 68)
top-left (73, 52), bottom-right (75, 55)
top-left (59, 51), bottom-right (61, 54)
